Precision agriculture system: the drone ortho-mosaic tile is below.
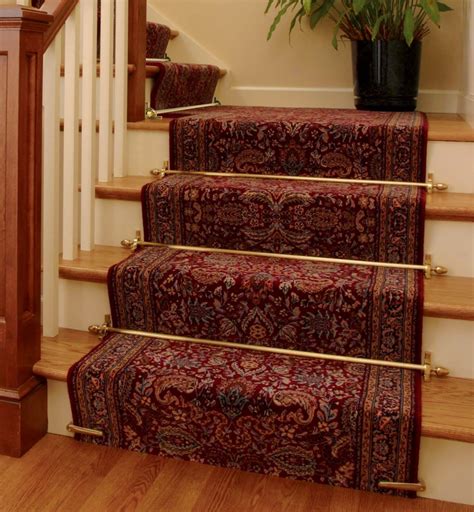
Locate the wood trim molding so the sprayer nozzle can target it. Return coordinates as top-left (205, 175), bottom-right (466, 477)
top-left (0, 6), bottom-right (51, 457)
top-left (40, 0), bottom-right (79, 51)
top-left (127, 0), bottom-right (146, 122)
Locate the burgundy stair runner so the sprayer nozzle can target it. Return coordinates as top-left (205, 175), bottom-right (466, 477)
top-left (150, 63), bottom-right (221, 110)
top-left (169, 107), bottom-right (427, 181)
top-left (142, 176), bottom-right (425, 264)
top-left (69, 108), bottom-right (428, 497)
top-left (146, 22), bottom-right (171, 59)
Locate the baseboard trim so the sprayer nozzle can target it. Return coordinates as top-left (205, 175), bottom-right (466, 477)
top-left (223, 86), bottom-right (461, 113)
top-left (0, 378), bottom-right (47, 457)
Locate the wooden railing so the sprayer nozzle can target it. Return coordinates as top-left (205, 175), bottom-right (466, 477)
top-left (0, 0), bottom-right (146, 457)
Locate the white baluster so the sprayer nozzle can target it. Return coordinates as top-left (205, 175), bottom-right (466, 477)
top-left (42, 35), bottom-right (62, 337)
top-left (80, 0), bottom-right (98, 251)
top-left (98, 0), bottom-right (114, 182)
top-left (62, 5), bottom-right (81, 261)
top-left (113, 0), bottom-right (129, 177)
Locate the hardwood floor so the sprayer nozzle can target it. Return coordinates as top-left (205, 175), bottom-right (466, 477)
top-left (0, 435), bottom-right (471, 512)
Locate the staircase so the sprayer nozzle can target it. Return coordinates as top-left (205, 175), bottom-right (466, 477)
top-left (30, 4), bottom-right (474, 508)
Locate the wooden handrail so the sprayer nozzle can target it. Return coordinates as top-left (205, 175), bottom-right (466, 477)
top-left (40, 0), bottom-right (80, 51)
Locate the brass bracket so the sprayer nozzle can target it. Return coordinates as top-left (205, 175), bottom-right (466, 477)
top-left (66, 422), bottom-right (104, 438)
top-left (427, 173), bottom-right (448, 193)
top-left (88, 315), bottom-right (112, 340)
top-left (424, 254), bottom-right (448, 279)
top-left (423, 351), bottom-right (450, 382)
top-left (150, 160), bottom-right (169, 178)
top-left (121, 230), bottom-right (142, 252)
top-left (378, 479), bottom-right (426, 492)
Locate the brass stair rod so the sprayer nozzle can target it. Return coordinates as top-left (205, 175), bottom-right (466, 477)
top-left (89, 322), bottom-right (449, 382)
top-left (151, 164), bottom-right (448, 192)
top-left (66, 423), bottom-right (104, 438)
top-left (378, 480), bottom-right (426, 492)
top-left (121, 234), bottom-right (448, 280)
top-left (146, 101), bottom-right (220, 119)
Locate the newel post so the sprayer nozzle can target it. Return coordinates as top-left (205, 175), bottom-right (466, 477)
top-left (127, 0), bottom-right (146, 121)
top-left (0, 6), bottom-right (52, 457)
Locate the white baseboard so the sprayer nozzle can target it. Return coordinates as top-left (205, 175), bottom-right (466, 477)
top-left (221, 86), bottom-right (461, 113)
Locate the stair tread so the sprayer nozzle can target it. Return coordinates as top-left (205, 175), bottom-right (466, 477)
top-left (95, 176), bottom-right (474, 222)
top-left (33, 328), bottom-right (474, 443)
top-left (59, 245), bottom-right (474, 321)
top-left (145, 65), bottom-right (227, 79)
top-left (127, 113), bottom-right (474, 142)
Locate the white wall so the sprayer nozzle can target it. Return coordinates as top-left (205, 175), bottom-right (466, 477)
top-left (149, 0), bottom-right (466, 112)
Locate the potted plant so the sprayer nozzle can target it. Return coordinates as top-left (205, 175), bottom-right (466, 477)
top-left (265, 0), bottom-right (453, 111)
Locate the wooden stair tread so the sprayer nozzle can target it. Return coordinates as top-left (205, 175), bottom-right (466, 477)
top-left (127, 114), bottom-right (474, 142)
top-left (59, 245), bottom-right (474, 321)
top-left (33, 329), bottom-right (474, 443)
top-left (95, 177), bottom-right (474, 222)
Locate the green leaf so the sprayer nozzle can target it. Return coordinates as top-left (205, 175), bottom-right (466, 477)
top-left (404, 7), bottom-right (415, 46)
top-left (371, 14), bottom-right (386, 41)
top-left (266, 0), bottom-right (298, 40)
top-left (437, 2), bottom-right (453, 12)
top-left (353, 0), bottom-right (367, 15)
top-left (303, 0), bottom-right (313, 15)
top-left (310, 0), bottom-right (335, 29)
top-left (421, 0), bottom-right (441, 25)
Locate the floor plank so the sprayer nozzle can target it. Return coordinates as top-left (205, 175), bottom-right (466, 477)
top-left (0, 435), bottom-right (471, 512)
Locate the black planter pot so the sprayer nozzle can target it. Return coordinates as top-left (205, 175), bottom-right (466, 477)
top-left (352, 40), bottom-right (422, 112)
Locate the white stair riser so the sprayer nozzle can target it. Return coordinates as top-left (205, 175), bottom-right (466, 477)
top-left (45, 378), bottom-right (474, 506)
top-left (58, 279), bottom-right (474, 379)
top-left (427, 142), bottom-right (474, 193)
top-left (127, 130), bottom-right (169, 174)
top-left (124, 131), bottom-right (474, 193)
top-left (94, 199), bottom-right (474, 278)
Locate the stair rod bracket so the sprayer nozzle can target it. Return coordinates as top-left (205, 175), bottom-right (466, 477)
top-left (88, 320), bottom-right (449, 381)
top-left (427, 173), bottom-right (449, 193)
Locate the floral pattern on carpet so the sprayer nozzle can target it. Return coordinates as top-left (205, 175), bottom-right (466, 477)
top-left (150, 63), bottom-right (221, 110)
top-left (170, 107), bottom-right (428, 182)
top-left (108, 247), bottom-right (423, 363)
top-left (69, 332), bottom-right (420, 496)
top-left (142, 175), bottom-right (425, 264)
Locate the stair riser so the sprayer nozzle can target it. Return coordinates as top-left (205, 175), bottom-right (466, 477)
top-left (58, 279), bottom-right (474, 379)
top-left (44, 378), bottom-right (474, 505)
top-left (95, 199), bottom-right (474, 278)
top-left (127, 130), bottom-right (169, 174)
top-left (124, 133), bottom-right (474, 194)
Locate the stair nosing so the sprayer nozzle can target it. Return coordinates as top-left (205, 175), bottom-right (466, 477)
top-left (94, 179), bottom-right (474, 223)
top-left (59, 246), bottom-right (474, 322)
top-left (34, 329), bottom-right (474, 444)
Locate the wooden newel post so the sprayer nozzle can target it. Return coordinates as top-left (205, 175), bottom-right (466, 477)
top-left (0, 6), bottom-right (52, 457)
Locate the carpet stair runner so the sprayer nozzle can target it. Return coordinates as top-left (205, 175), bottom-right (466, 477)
top-left (68, 108), bottom-right (428, 497)
top-left (150, 62), bottom-right (221, 110)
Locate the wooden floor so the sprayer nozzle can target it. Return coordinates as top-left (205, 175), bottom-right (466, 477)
top-left (0, 435), bottom-right (471, 512)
